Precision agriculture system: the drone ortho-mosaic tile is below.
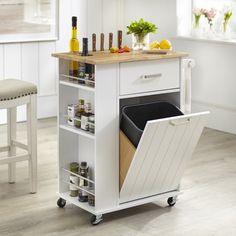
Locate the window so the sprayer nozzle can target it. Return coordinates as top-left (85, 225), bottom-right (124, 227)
top-left (0, 0), bottom-right (58, 43)
top-left (177, 0), bottom-right (236, 42)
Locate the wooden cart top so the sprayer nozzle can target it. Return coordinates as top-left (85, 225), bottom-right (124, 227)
top-left (52, 51), bottom-right (188, 65)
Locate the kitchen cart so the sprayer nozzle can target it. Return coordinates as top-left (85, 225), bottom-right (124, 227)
top-left (52, 51), bottom-right (209, 225)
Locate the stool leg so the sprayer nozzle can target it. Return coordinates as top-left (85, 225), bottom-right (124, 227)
top-left (27, 94), bottom-right (37, 194)
top-left (7, 108), bottom-right (16, 184)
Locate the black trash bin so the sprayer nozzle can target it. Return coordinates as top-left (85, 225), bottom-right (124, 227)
top-left (120, 101), bottom-right (184, 148)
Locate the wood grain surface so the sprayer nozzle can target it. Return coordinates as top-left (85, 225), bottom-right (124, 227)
top-left (52, 51), bottom-right (188, 65)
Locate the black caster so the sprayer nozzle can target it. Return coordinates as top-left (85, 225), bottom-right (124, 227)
top-left (57, 198), bottom-right (66, 208)
top-left (90, 215), bottom-right (103, 226)
top-left (167, 197), bottom-right (177, 207)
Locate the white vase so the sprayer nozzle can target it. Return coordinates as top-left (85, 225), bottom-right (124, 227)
top-left (132, 33), bottom-right (150, 51)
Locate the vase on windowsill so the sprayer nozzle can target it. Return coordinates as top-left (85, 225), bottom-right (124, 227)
top-left (192, 25), bottom-right (202, 38)
top-left (220, 25), bottom-right (231, 40)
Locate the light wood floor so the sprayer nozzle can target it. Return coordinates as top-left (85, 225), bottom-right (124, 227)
top-left (0, 118), bottom-right (236, 236)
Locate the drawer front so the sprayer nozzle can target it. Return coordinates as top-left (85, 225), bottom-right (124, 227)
top-left (119, 59), bottom-right (180, 96)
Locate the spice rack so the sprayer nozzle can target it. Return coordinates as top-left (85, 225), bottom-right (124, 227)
top-left (59, 60), bottom-right (95, 91)
top-left (58, 59), bottom-right (96, 211)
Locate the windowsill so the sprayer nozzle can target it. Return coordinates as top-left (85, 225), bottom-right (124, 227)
top-left (174, 35), bottom-right (236, 46)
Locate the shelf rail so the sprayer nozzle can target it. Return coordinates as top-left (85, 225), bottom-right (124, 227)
top-left (64, 115), bottom-right (95, 126)
top-left (60, 74), bottom-right (95, 85)
top-left (62, 168), bottom-right (95, 185)
top-left (62, 181), bottom-right (95, 196)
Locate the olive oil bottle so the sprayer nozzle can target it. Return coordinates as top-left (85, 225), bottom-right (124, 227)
top-left (69, 16), bottom-right (79, 78)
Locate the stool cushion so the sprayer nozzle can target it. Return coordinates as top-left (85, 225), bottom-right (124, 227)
top-left (0, 79), bottom-right (37, 101)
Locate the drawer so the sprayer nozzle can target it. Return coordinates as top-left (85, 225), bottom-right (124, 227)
top-left (119, 59), bottom-right (180, 96)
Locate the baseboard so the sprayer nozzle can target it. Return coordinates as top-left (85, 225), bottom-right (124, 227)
top-left (192, 99), bottom-right (236, 135)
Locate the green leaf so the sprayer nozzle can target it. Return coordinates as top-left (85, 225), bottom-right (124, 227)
top-left (127, 18), bottom-right (158, 36)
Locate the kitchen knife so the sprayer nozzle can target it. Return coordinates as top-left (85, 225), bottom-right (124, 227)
top-left (109, 33), bottom-right (113, 49)
top-left (92, 33), bottom-right (96, 52)
top-left (100, 33), bottom-right (104, 51)
top-left (118, 30), bottom-right (122, 49)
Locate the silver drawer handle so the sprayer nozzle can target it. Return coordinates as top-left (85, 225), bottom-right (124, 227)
top-left (170, 118), bottom-right (191, 126)
top-left (141, 73), bottom-right (162, 80)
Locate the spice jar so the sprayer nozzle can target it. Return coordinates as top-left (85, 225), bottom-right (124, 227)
top-left (67, 104), bottom-right (78, 126)
top-left (88, 115), bottom-right (95, 134)
top-left (84, 73), bottom-right (90, 86)
top-left (81, 103), bottom-right (92, 131)
top-left (75, 99), bottom-right (85, 128)
top-left (88, 190), bottom-right (95, 206)
top-left (89, 72), bottom-right (95, 87)
top-left (69, 162), bottom-right (79, 197)
top-left (78, 162), bottom-right (89, 202)
top-left (78, 62), bottom-right (85, 84)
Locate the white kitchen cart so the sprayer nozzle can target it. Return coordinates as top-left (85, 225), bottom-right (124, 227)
top-left (52, 51), bottom-right (209, 225)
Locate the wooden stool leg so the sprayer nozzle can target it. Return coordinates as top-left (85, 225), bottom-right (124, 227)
top-left (7, 107), bottom-right (16, 184)
top-left (27, 94), bottom-right (37, 193)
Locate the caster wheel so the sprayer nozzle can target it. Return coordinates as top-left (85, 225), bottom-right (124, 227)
top-left (167, 197), bottom-right (177, 207)
top-left (90, 215), bottom-right (103, 226)
top-left (57, 198), bottom-right (66, 208)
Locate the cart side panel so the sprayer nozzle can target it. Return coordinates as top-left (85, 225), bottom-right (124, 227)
top-left (95, 64), bottom-right (119, 211)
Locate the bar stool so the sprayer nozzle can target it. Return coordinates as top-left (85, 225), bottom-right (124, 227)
top-left (0, 79), bottom-right (37, 193)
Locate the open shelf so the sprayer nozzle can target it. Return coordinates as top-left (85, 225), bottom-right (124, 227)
top-left (60, 124), bottom-right (95, 140)
top-left (60, 74), bottom-right (95, 92)
top-left (59, 192), bottom-right (96, 214)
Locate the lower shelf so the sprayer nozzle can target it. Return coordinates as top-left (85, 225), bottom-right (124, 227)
top-left (59, 192), bottom-right (96, 214)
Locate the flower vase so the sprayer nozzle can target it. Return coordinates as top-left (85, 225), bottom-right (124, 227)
top-left (132, 33), bottom-right (150, 51)
top-left (206, 24), bottom-right (215, 38)
top-left (192, 22), bottom-right (202, 37)
top-left (221, 23), bottom-right (231, 39)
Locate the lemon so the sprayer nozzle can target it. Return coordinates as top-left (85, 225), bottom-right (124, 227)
top-left (150, 41), bottom-right (160, 49)
top-left (160, 39), bottom-right (172, 50)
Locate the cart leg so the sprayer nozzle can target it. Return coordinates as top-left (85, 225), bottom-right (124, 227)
top-left (90, 214), bottom-right (103, 225)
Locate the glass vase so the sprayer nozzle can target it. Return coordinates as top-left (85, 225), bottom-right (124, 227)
top-left (132, 33), bottom-right (150, 51)
top-left (221, 23), bottom-right (231, 39)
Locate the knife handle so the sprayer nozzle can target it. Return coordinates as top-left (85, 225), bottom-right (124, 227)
top-left (92, 33), bottom-right (96, 52)
top-left (118, 30), bottom-right (122, 49)
top-left (109, 33), bottom-right (113, 49)
top-left (100, 33), bottom-right (105, 51)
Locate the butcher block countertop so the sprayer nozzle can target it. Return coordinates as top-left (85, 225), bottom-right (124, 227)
top-left (52, 51), bottom-right (188, 65)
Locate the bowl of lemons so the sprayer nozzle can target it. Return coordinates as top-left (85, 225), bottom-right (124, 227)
top-left (144, 39), bottom-right (172, 54)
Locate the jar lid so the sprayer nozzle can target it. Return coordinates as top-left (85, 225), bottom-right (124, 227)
top-left (88, 115), bottom-right (95, 122)
top-left (81, 162), bottom-right (87, 167)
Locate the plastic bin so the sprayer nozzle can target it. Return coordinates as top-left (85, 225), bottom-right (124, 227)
top-left (120, 101), bottom-right (184, 148)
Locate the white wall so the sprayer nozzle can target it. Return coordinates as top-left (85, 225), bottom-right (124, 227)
top-left (0, 0), bottom-right (88, 124)
top-left (2, 0), bottom-right (235, 134)
top-left (173, 39), bottom-right (236, 134)
top-left (98, 0), bottom-right (236, 134)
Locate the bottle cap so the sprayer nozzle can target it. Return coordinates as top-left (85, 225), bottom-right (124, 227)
top-left (81, 162), bottom-right (87, 167)
top-left (72, 16), bottom-right (77, 27)
top-left (79, 99), bottom-right (85, 105)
